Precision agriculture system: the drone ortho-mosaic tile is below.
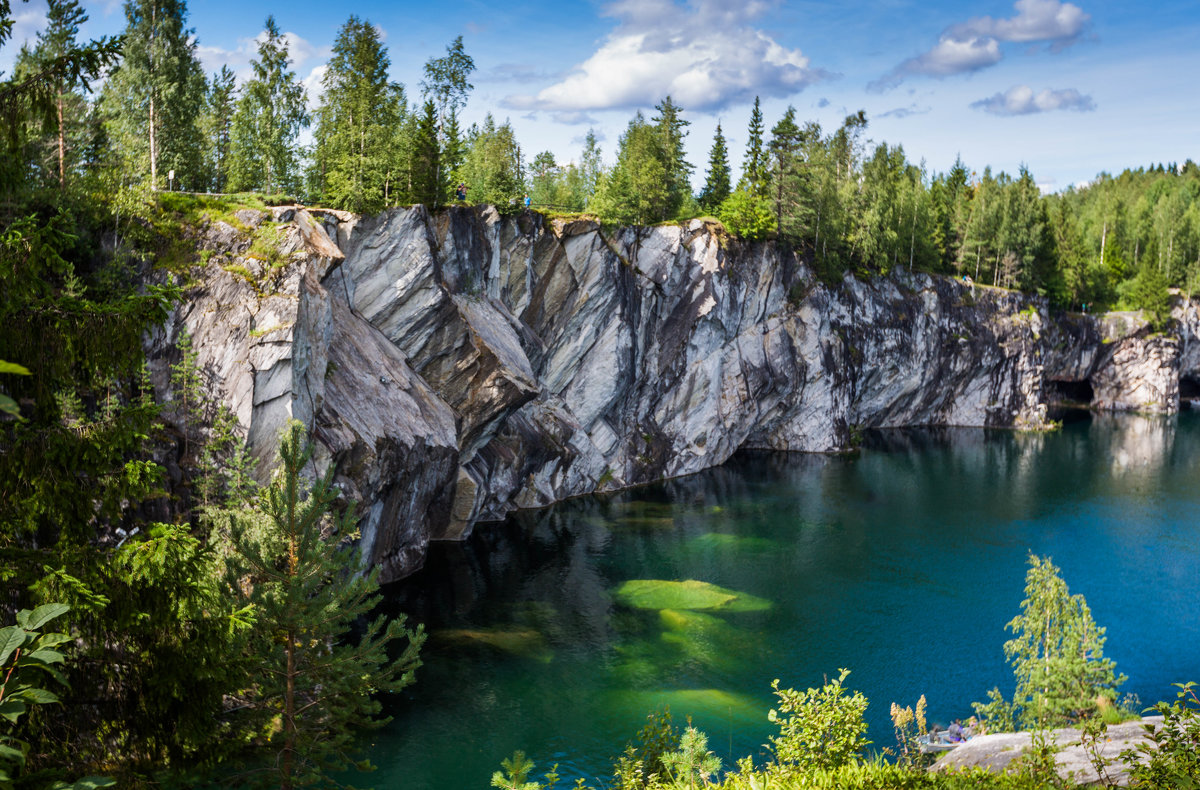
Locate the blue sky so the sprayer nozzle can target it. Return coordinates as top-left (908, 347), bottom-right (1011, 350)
top-left (4, 0), bottom-right (1197, 191)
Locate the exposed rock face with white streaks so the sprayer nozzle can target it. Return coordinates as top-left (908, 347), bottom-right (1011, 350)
top-left (150, 204), bottom-right (1199, 580)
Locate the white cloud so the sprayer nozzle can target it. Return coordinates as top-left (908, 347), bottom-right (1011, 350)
top-left (503, 0), bottom-right (828, 115)
top-left (948, 0), bottom-right (1090, 48)
top-left (879, 103), bottom-right (932, 119)
top-left (196, 27), bottom-right (326, 87)
top-left (870, 0), bottom-right (1091, 91)
top-left (970, 85), bottom-right (1096, 115)
top-left (0, 3), bottom-right (48, 78)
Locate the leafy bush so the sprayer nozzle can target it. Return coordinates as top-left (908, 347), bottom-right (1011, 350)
top-left (767, 668), bottom-right (870, 773)
top-left (1122, 682), bottom-right (1200, 788)
top-left (717, 190), bottom-right (774, 241)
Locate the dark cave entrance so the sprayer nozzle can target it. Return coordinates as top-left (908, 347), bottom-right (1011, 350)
top-left (1046, 378), bottom-right (1095, 406)
top-left (1181, 375), bottom-right (1200, 407)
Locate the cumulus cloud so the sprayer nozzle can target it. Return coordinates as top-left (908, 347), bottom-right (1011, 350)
top-left (947, 0), bottom-right (1090, 48)
top-left (970, 85), bottom-right (1096, 115)
top-left (870, 0), bottom-right (1090, 92)
top-left (503, 0), bottom-right (829, 115)
top-left (197, 27), bottom-right (326, 86)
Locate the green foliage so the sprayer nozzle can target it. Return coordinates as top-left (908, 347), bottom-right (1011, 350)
top-left (1122, 682), bottom-right (1200, 788)
top-left (0, 604), bottom-right (115, 789)
top-left (225, 420), bottom-right (425, 788)
top-left (99, 0), bottom-right (206, 190)
top-left (491, 750), bottom-right (560, 790)
top-left (697, 123), bottom-right (731, 213)
top-left (717, 190), bottom-right (774, 241)
top-left (0, 357), bottom-right (30, 419)
top-left (767, 669), bottom-right (870, 773)
top-left (458, 113), bottom-right (525, 209)
top-left (1119, 257), bottom-right (1172, 331)
top-left (200, 65), bottom-right (238, 193)
top-left (739, 96), bottom-right (768, 198)
top-left (996, 554), bottom-right (1125, 730)
top-left (662, 725), bottom-right (721, 788)
top-left (310, 15), bottom-right (405, 213)
top-left (227, 16), bottom-right (309, 194)
top-left (614, 707), bottom-right (680, 789)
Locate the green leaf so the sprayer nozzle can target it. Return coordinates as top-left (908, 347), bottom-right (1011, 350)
top-left (0, 626), bottom-right (26, 665)
top-left (25, 648), bottom-right (65, 665)
top-left (0, 741), bottom-right (24, 765)
top-left (0, 699), bottom-right (27, 724)
top-left (14, 687), bottom-right (59, 705)
top-left (53, 777), bottom-right (116, 790)
top-left (32, 632), bottom-right (72, 650)
top-left (0, 393), bottom-right (20, 419)
top-left (19, 603), bottom-right (70, 631)
top-left (0, 360), bottom-right (31, 375)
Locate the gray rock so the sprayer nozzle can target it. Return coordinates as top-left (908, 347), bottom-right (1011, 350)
top-left (931, 717), bottom-right (1163, 786)
top-left (154, 204), bottom-right (1200, 579)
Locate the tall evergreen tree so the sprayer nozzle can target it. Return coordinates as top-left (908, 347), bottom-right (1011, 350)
top-left (697, 122), bottom-right (731, 213)
top-left (740, 96), bottom-right (768, 197)
top-left (227, 16), bottom-right (308, 194)
top-left (458, 113), bottom-right (524, 208)
top-left (767, 106), bottom-right (805, 238)
top-left (407, 99), bottom-right (440, 207)
top-left (101, 0), bottom-right (206, 190)
top-left (579, 128), bottom-right (603, 204)
top-left (310, 15), bottom-right (404, 213)
top-left (19, 0), bottom-right (90, 188)
top-left (651, 95), bottom-right (692, 215)
top-left (200, 65), bottom-right (236, 192)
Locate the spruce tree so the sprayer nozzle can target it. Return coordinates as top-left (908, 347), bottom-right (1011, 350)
top-left (698, 122), bottom-right (731, 213)
top-left (101, 0), bottom-right (206, 190)
top-left (651, 95), bottom-right (692, 216)
top-left (740, 96), bottom-right (768, 197)
top-left (227, 16), bottom-right (308, 195)
top-left (200, 65), bottom-right (236, 193)
top-left (310, 15), bottom-right (404, 213)
top-left (408, 99), bottom-right (440, 207)
top-left (20, 0), bottom-right (89, 188)
top-left (228, 421), bottom-right (425, 789)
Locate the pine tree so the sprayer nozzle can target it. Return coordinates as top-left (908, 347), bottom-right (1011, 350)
top-left (101, 0), bottom-right (206, 190)
top-left (590, 111), bottom-right (671, 225)
top-left (697, 122), bottom-right (731, 213)
top-left (228, 421), bottom-right (425, 789)
top-left (20, 0), bottom-right (90, 188)
top-left (227, 16), bottom-right (309, 195)
top-left (740, 96), bottom-right (768, 197)
top-left (310, 15), bottom-right (405, 213)
top-left (768, 106), bottom-right (804, 238)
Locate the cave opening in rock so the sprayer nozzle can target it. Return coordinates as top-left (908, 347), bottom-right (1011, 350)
top-left (1181, 375), bottom-right (1200, 406)
top-left (1047, 378), bottom-right (1095, 405)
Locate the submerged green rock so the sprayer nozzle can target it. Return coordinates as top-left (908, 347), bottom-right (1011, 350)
top-left (434, 627), bottom-right (554, 663)
top-left (613, 579), bottom-right (772, 612)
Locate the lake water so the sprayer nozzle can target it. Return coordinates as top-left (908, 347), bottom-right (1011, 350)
top-left (366, 411), bottom-right (1200, 788)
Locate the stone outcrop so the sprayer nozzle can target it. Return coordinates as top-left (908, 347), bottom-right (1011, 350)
top-left (149, 204), bottom-right (1200, 580)
top-left (931, 716), bottom-right (1163, 786)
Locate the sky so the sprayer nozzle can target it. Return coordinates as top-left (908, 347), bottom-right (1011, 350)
top-left (3, 0), bottom-right (1197, 193)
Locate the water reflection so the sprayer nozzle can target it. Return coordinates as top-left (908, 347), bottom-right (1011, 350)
top-left (372, 412), bottom-right (1200, 790)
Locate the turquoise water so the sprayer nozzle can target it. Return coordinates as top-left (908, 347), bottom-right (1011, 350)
top-left (366, 412), bottom-right (1200, 788)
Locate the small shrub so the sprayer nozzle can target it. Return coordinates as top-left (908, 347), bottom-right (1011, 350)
top-left (768, 668), bottom-right (870, 773)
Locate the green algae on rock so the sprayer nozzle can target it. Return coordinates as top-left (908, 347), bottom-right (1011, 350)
top-left (614, 579), bottom-right (772, 612)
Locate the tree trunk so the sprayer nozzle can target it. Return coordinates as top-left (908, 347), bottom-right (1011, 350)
top-left (56, 93), bottom-right (65, 188)
top-left (149, 95), bottom-right (158, 190)
top-left (282, 626), bottom-right (295, 790)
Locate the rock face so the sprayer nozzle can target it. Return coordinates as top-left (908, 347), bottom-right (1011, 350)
top-left (150, 204), bottom-right (1200, 580)
top-left (931, 717), bottom-right (1163, 786)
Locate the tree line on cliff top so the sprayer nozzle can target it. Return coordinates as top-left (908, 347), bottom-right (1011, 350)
top-left (6, 1), bottom-right (1198, 314)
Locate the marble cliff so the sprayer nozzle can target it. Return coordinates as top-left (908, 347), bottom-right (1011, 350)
top-left (146, 204), bottom-right (1200, 581)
